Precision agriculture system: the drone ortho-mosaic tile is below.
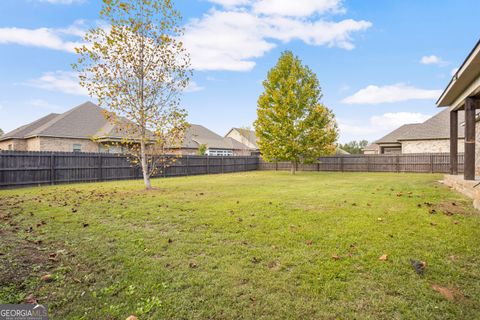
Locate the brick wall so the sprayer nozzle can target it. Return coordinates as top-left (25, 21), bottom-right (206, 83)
top-left (401, 139), bottom-right (465, 154)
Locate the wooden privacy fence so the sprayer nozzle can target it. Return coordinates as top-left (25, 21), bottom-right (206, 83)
top-left (259, 153), bottom-right (464, 173)
top-left (0, 151), bottom-right (259, 188)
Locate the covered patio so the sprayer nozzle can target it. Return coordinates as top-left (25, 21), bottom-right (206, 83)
top-left (438, 40), bottom-right (480, 207)
top-left (438, 40), bottom-right (480, 179)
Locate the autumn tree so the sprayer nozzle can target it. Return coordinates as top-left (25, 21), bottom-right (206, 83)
top-left (74, 0), bottom-right (190, 189)
top-left (254, 51), bottom-right (338, 174)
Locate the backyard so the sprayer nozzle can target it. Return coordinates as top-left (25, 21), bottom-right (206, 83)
top-left (1, 171), bottom-right (479, 319)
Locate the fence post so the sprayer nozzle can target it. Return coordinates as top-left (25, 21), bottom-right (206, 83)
top-left (50, 152), bottom-right (55, 185)
top-left (98, 154), bottom-right (103, 181)
top-left (221, 156), bottom-right (224, 173)
top-left (206, 155), bottom-right (209, 174)
top-left (275, 160), bottom-right (278, 171)
top-left (367, 156), bottom-right (370, 172)
top-left (396, 155), bottom-right (400, 173)
top-left (163, 155), bottom-right (167, 178)
top-left (186, 155), bottom-right (189, 176)
top-left (430, 154), bottom-right (434, 173)
top-left (340, 157), bottom-right (344, 172)
top-left (317, 161), bottom-right (320, 172)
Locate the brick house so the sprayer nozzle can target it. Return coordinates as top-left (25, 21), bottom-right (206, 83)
top-left (373, 108), bottom-right (466, 154)
top-left (0, 101), bottom-right (251, 155)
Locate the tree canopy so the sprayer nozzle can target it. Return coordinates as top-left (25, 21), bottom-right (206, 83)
top-left (339, 140), bottom-right (369, 154)
top-left (254, 51), bottom-right (338, 173)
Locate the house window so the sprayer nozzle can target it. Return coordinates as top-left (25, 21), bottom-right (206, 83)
top-left (73, 144), bottom-right (82, 152)
top-left (207, 149), bottom-right (233, 156)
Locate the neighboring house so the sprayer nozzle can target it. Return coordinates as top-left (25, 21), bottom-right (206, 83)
top-left (225, 128), bottom-right (260, 155)
top-left (374, 108), bottom-right (466, 154)
top-left (182, 125), bottom-right (251, 156)
top-left (362, 143), bottom-right (380, 155)
top-left (0, 101), bottom-right (251, 155)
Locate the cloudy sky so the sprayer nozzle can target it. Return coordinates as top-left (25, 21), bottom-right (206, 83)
top-left (0, 0), bottom-right (478, 143)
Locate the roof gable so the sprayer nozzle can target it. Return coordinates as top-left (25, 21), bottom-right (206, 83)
top-left (1, 113), bottom-right (60, 141)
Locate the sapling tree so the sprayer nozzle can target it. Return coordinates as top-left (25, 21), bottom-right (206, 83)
top-left (74, 0), bottom-right (191, 189)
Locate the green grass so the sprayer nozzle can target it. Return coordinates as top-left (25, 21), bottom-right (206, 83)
top-left (1, 171), bottom-right (480, 319)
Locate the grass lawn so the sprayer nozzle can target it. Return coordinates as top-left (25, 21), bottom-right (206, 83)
top-left (1, 171), bottom-right (480, 319)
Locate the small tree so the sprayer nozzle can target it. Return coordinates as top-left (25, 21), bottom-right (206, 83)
top-left (0, 128), bottom-right (3, 136)
top-left (74, 0), bottom-right (190, 189)
top-left (255, 51), bottom-right (338, 174)
top-left (198, 144), bottom-right (207, 155)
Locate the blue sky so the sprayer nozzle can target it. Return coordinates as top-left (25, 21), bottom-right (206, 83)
top-left (0, 0), bottom-right (478, 143)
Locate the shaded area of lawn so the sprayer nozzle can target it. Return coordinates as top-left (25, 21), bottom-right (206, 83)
top-left (1, 172), bottom-right (479, 319)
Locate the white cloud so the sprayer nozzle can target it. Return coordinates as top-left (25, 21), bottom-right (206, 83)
top-left (253, 0), bottom-right (344, 17)
top-left (342, 83), bottom-right (442, 105)
top-left (420, 55), bottom-right (447, 66)
top-left (208, 0), bottom-right (251, 7)
top-left (339, 112), bottom-right (432, 142)
top-left (28, 99), bottom-right (65, 111)
top-left (184, 81), bottom-right (205, 93)
top-left (184, 5), bottom-right (371, 71)
top-left (24, 71), bottom-right (89, 96)
top-left (36, 0), bottom-right (85, 3)
top-left (0, 21), bottom-right (86, 53)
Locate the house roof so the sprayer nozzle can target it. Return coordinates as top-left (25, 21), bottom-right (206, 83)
top-left (363, 143), bottom-right (379, 151)
top-left (1, 113), bottom-right (60, 140)
top-left (185, 124), bottom-right (249, 150)
top-left (398, 108), bottom-right (465, 141)
top-left (0, 101), bottom-right (110, 141)
top-left (375, 108), bottom-right (466, 144)
top-left (226, 128), bottom-right (259, 149)
top-left (375, 124), bottom-right (421, 144)
top-left (437, 39), bottom-right (480, 108)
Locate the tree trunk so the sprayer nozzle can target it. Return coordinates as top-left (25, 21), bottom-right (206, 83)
top-left (291, 161), bottom-right (296, 175)
top-left (140, 140), bottom-right (152, 189)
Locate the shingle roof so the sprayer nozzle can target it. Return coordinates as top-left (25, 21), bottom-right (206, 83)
top-left (375, 124), bottom-right (421, 144)
top-left (184, 124), bottom-right (249, 150)
top-left (398, 108), bottom-right (465, 141)
top-left (0, 101), bottom-right (109, 141)
top-left (375, 108), bottom-right (466, 144)
top-left (363, 143), bottom-right (379, 151)
top-left (1, 113), bottom-right (60, 140)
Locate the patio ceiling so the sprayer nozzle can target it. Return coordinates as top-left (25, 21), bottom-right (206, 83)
top-left (437, 39), bottom-right (480, 109)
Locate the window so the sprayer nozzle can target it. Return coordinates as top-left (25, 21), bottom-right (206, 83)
top-left (73, 144), bottom-right (82, 152)
top-left (8, 144), bottom-right (13, 151)
top-left (206, 149), bottom-right (233, 156)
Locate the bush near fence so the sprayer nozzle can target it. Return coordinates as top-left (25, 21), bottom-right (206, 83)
top-left (0, 151), bottom-right (259, 188)
top-left (259, 153), bottom-right (464, 174)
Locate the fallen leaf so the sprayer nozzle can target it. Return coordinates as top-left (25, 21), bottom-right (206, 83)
top-left (432, 284), bottom-right (455, 301)
top-left (40, 274), bottom-right (54, 282)
top-left (453, 220), bottom-right (460, 225)
top-left (188, 261), bottom-right (198, 269)
top-left (126, 316), bottom-right (138, 320)
top-left (377, 218), bottom-right (383, 222)
top-left (306, 240), bottom-right (313, 246)
top-left (430, 222), bottom-right (437, 226)
top-left (379, 254), bottom-right (388, 261)
top-left (331, 254), bottom-right (341, 260)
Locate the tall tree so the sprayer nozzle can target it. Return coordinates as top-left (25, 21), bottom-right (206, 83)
top-left (255, 51), bottom-right (338, 174)
top-left (74, 0), bottom-right (190, 189)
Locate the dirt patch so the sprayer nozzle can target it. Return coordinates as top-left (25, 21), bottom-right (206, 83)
top-left (433, 201), bottom-right (474, 216)
top-left (431, 284), bottom-right (466, 302)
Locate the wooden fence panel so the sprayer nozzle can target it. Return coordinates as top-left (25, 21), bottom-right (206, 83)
top-left (259, 153), bottom-right (464, 174)
top-left (0, 151), bottom-right (259, 188)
